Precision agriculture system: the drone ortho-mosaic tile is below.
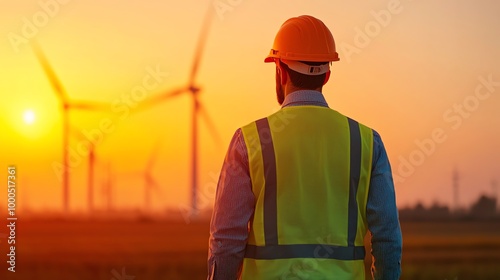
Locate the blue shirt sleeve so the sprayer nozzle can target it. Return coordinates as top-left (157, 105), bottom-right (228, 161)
top-left (208, 129), bottom-right (255, 279)
top-left (367, 130), bottom-right (403, 279)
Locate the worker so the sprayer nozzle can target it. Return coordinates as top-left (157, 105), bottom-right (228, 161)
top-left (208, 15), bottom-right (402, 279)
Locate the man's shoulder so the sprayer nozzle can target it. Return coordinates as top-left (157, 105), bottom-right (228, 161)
top-left (336, 113), bottom-right (385, 148)
top-left (238, 111), bottom-right (282, 130)
top-left (239, 118), bottom-right (263, 133)
top-left (332, 111), bottom-right (379, 134)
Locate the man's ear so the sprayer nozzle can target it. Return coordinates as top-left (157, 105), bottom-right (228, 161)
top-left (323, 70), bottom-right (331, 85)
top-left (277, 63), bottom-right (287, 85)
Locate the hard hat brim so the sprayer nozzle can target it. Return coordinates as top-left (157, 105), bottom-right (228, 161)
top-left (264, 56), bottom-right (275, 63)
top-left (264, 49), bottom-right (340, 63)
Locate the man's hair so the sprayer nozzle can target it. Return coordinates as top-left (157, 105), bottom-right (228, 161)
top-left (279, 60), bottom-right (328, 90)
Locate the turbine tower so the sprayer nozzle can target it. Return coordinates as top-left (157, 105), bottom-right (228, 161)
top-left (102, 162), bottom-right (114, 212)
top-left (32, 41), bottom-right (108, 213)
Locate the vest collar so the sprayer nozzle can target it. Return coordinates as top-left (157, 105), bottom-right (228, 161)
top-left (281, 90), bottom-right (329, 108)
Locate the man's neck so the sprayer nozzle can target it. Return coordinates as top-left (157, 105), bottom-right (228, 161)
top-left (284, 86), bottom-right (322, 98)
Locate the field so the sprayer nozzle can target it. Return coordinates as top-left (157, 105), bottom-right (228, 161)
top-left (398, 221), bottom-right (500, 279)
top-left (1, 218), bottom-right (499, 279)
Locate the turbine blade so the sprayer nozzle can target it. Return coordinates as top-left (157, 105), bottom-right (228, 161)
top-left (151, 178), bottom-right (163, 195)
top-left (146, 138), bottom-right (163, 171)
top-left (138, 88), bottom-right (188, 112)
top-left (188, 3), bottom-right (214, 87)
top-left (31, 41), bottom-right (68, 102)
top-left (198, 103), bottom-right (222, 147)
top-left (68, 101), bottom-right (109, 111)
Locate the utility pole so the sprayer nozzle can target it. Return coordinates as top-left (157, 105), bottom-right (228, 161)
top-left (492, 179), bottom-right (498, 212)
top-left (453, 167), bottom-right (460, 213)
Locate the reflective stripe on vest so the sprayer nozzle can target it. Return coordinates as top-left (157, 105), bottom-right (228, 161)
top-left (255, 118), bottom-right (279, 245)
top-left (240, 107), bottom-right (373, 279)
top-left (347, 117), bottom-right (361, 248)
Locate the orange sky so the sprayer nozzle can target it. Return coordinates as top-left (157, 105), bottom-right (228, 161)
top-left (1, 0), bottom-right (499, 213)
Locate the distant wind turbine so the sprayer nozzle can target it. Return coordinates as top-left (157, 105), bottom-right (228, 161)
top-left (139, 3), bottom-right (221, 216)
top-left (102, 162), bottom-right (114, 212)
top-left (142, 140), bottom-right (163, 211)
top-left (69, 126), bottom-right (98, 214)
top-left (32, 41), bottom-right (109, 213)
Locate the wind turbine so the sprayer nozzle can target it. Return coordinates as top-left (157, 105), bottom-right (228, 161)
top-left (68, 125), bottom-right (98, 214)
top-left (142, 140), bottom-right (163, 212)
top-left (139, 4), bottom-right (220, 216)
top-left (102, 162), bottom-right (114, 212)
top-left (32, 41), bottom-right (109, 213)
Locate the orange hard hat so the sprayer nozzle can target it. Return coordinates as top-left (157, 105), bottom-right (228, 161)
top-left (264, 15), bottom-right (340, 63)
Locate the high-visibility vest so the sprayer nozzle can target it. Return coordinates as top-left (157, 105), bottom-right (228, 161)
top-left (240, 106), bottom-right (374, 280)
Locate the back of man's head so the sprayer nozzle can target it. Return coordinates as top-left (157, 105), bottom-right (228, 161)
top-left (279, 60), bottom-right (329, 90)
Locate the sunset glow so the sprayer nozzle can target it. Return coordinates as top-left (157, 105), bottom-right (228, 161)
top-left (23, 109), bottom-right (35, 125)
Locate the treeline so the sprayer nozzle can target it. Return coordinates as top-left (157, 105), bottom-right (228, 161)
top-left (399, 194), bottom-right (499, 221)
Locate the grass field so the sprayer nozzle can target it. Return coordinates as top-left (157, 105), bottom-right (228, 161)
top-left (1, 218), bottom-right (499, 279)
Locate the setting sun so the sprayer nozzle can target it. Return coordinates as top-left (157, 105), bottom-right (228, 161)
top-left (23, 109), bottom-right (35, 125)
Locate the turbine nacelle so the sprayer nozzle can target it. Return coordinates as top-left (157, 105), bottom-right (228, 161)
top-left (189, 85), bottom-right (201, 95)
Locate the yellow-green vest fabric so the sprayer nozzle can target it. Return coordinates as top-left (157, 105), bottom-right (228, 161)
top-left (240, 106), bottom-right (373, 280)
